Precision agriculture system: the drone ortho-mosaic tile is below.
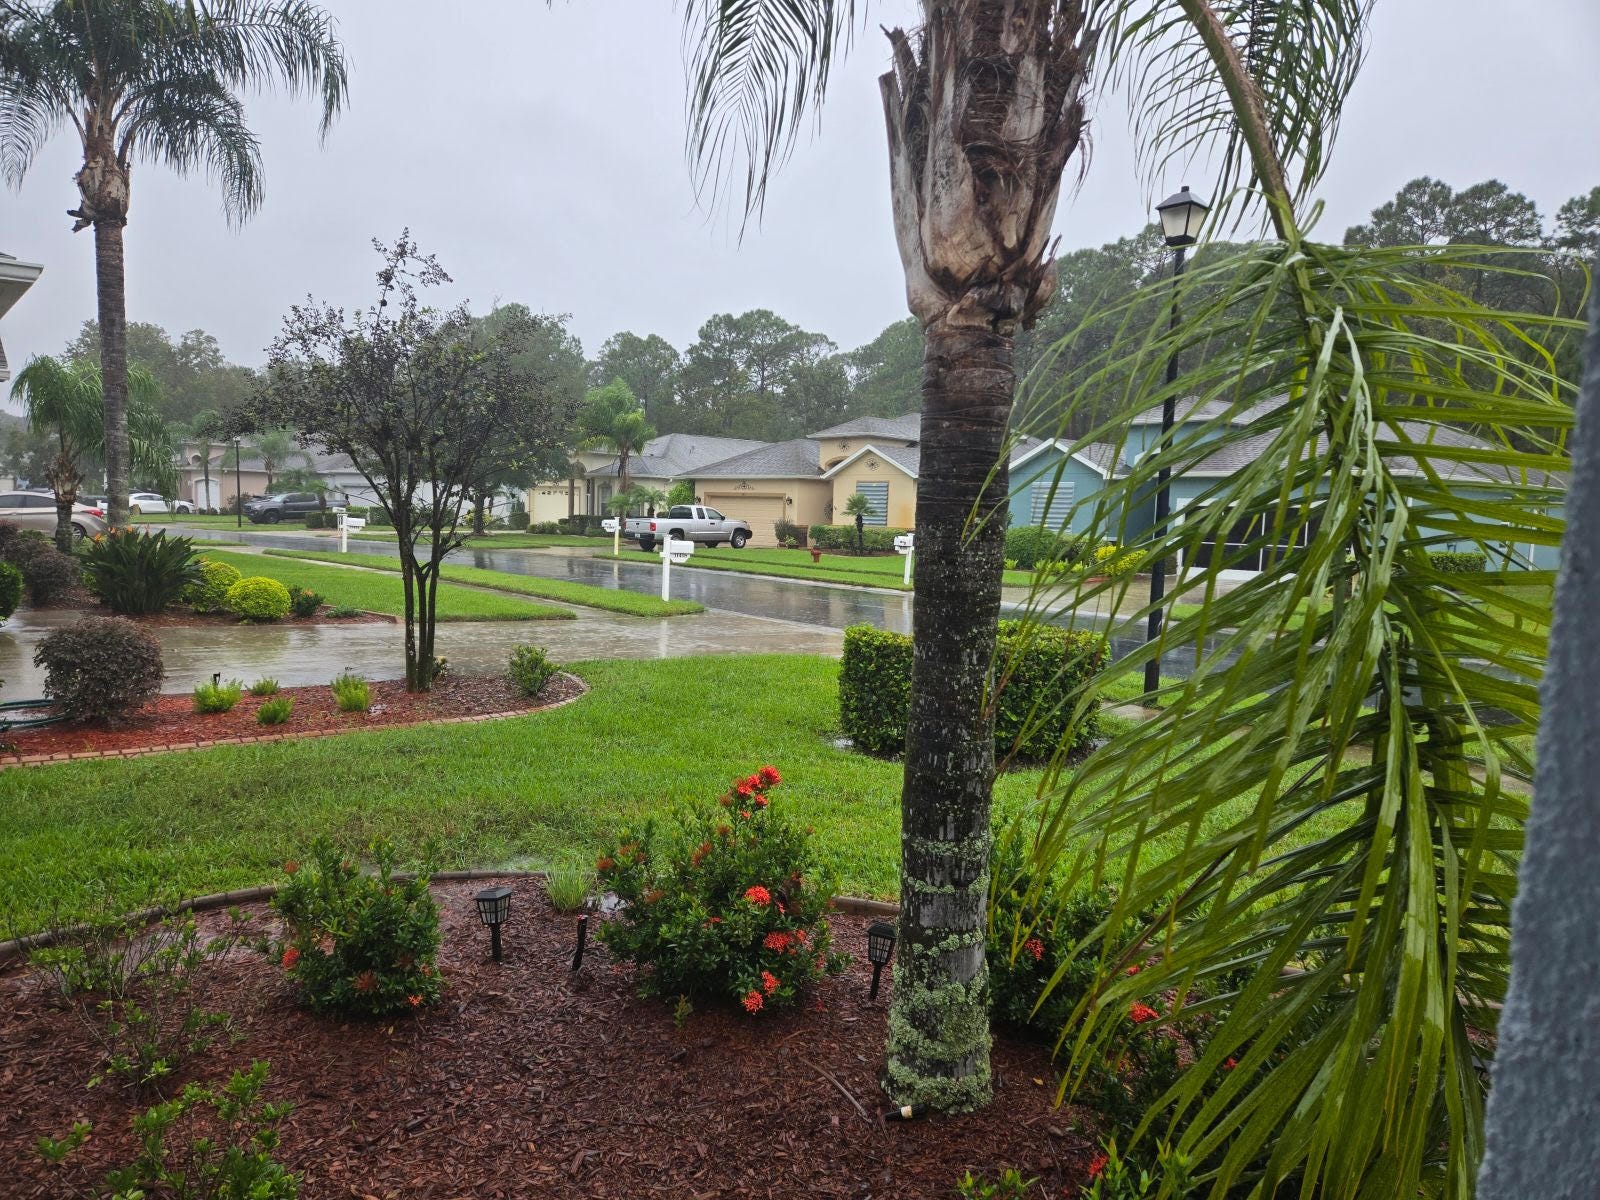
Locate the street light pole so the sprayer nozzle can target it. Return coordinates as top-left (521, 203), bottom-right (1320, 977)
top-left (1145, 186), bottom-right (1210, 697)
top-left (234, 438), bottom-right (243, 530)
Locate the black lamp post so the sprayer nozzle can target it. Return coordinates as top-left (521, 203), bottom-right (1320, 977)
top-left (233, 438), bottom-right (243, 529)
top-left (866, 920), bottom-right (896, 1000)
top-left (1144, 185), bottom-right (1211, 696)
top-left (474, 885), bottom-right (513, 962)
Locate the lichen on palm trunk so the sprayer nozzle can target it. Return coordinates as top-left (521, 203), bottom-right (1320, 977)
top-left (885, 324), bottom-right (1015, 1112)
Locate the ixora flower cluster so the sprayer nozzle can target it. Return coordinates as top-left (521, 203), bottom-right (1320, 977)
top-left (595, 765), bottom-right (847, 1015)
top-left (270, 838), bottom-right (443, 1018)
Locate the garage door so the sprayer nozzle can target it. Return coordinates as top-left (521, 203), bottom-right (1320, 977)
top-left (703, 493), bottom-right (787, 546)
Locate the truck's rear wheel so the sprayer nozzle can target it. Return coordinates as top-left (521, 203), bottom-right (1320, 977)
top-left (730, 530), bottom-right (748, 549)
top-left (638, 536), bottom-right (656, 552)
top-left (669, 529), bottom-right (686, 543)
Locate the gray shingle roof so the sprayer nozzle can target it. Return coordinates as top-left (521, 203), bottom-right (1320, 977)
top-left (585, 433), bottom-right (770, 479)
top-left (694, 438), bottom-right (824, 478)
top-left (808, 413), bottom-right (922, 441)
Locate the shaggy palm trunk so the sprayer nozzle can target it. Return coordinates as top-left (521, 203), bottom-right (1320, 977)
top-left (877, 1), bottom-right (1090, 1112)
top-left (472, 493), bottom-right (487, 535)
top-left (885, 327), bottom-right (1012, 1111)
top-left (94, 218), bottom-right (130, 528)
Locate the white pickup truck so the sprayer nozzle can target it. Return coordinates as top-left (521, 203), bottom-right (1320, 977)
top-left (608, 504), bottom-right (754, 552)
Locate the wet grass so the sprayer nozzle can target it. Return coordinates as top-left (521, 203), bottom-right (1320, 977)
top-left (0, 655), bottom-right (1369, 934)
top-left (264, 550), bottom-right (703, 617)
top-left (195, 551), bottom-right (572, 622)
top-left (351, 530), bottom-right (603, 549)
top-left (600, 546), bottom-right (1039, 590)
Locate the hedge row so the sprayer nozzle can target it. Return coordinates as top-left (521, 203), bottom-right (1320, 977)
top-left (1429, 550), bottom-right (1489, 574)
top-left (839, 621), bottom-right (1107, 761)
top-left (809, 524), bottom-right (910, 552)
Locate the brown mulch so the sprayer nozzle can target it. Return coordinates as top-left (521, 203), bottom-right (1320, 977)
top-left (0, 673), bottom-right (586, 761)
top-left (124, 603), bottom-right (390, 628)
top-left (0, 883), bottom-right (1102, 1198)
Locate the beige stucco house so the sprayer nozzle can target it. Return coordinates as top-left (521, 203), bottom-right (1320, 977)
top-left (0, 250), bottom-right (45, 384)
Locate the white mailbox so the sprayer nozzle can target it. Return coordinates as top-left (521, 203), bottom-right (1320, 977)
top-left (342, 515), bottom-right (367, 533)
top-left (338, 512), bottom-right (367, 553)
top-left (665, 537), bottom-right (694, 564)
top-left (601, 517), bottom-right (620, 534)
top-left (893, 533), bottom-right (914, 554)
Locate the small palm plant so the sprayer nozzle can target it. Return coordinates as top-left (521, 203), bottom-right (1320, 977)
top-left (842, 492), bottom-right (874, 555)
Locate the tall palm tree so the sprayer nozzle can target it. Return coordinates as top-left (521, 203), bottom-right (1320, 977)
top-left (578, 379), bottom-right (656, 555)
top-left (684, 0), bottom-right (1093, 1112)
top-left (11, 353), bottom-right (175, 549)
top-left (0, 0), bottom-right (349, 527)
top-left (185, 407), bottom-right (222, 510)
top-left (249, 426), bottom-right (304, 491)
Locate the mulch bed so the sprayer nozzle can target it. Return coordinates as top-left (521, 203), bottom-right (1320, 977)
top-left (0, 673), bottom-right (586, 762)
top-left (0, 883), bottom-right (1102, 1198)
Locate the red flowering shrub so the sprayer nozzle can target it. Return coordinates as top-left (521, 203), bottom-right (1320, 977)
top-left (1128, 1002), bottom-right (1160, 1025)
top-left (271, 838), bottom-right (442, 1018)
top-left (595, 765), bottom-right (845, 1015)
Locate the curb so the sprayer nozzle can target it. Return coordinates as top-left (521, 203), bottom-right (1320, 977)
top-left (0, 870), bottom-right (899, 965)
top-left (0, 675), bottom-right (591, 770)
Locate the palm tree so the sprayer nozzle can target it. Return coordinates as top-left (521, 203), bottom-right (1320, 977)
top-left (578, 379), bottom-right (655, 556)
top-left (185, 407), bottom-right (222, 511)
top-left (841, 490), bottom-right (872, 555)
top-left (0, 0), bottom-right (349, 527)
top-left (11, 354), bottom-right (174, 550)
top-left (249, 428), bottom-right (304, 491)
top-left (684, 0), bottom-right (1092, 1112)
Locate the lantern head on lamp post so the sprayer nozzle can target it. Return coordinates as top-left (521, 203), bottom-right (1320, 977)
top-left (866, 921), bottom-right (896, 1000)
top-left (474, 885), bottom-right (512, 962)
top-left (1155, 185), bottom-right (1210, 247)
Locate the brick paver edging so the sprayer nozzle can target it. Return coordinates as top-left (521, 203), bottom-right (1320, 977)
top-left (0, 674), bottom-right (590, 770)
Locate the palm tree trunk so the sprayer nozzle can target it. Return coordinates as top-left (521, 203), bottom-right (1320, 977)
top-left (94, 218), bottom-right (130, 528)
top-left (472, 493), bottom-right (486, 535)
top-left (883, 323), bottom-right (1013, 1114)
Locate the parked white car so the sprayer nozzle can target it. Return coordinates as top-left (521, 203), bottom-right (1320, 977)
top-left (129, 492), bottom-right (194, 515)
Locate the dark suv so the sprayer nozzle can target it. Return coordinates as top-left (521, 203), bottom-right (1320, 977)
top-left (243, 492), bottom-right (323, 524)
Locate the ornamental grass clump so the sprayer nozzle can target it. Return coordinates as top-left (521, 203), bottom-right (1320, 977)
top-left (81, 527), bottom-right (202, 614)
top-left (248, 677), bottom-right (281, 697)
top-left (596, 765), bottom-right (845, 1015)
top-left (192, 677), bottom-right (243, 714)
top-left (330, 671), bottom-right (370, 713)
top-left (271, 839), bottom-right (442, 1018)
top-left (256, 696), bottom-right (293, 726)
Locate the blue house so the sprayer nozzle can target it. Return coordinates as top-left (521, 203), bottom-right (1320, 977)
top-left (1007, 398), bottom-right (1565, 572)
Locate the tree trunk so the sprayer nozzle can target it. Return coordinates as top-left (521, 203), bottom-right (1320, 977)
top-left (201, 453), bottom-right (212, 512)
top-left (472, 493), bottom-right (486, 535)
top-left (884, 324), bottom-right (1012, 1113)
top-left (48, 449), bottom-right (80, 553)
top-left (94, 218), bottom-right (130, 528)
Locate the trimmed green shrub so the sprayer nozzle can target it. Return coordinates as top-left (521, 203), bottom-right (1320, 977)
top-left (666, 480), bottom-right (696, 508)
top-left (330, 671), bottom-right (370, 713)
top-left (271, 839), bottom-right (442, 1017)
top-left (532, 521), bottom-right (562, 535)
top-left (773, 519), bottom-right (808, 548)
top-left (505, 510), bottom-right (530, 532)
top-left (1429, 550), bottom-right (1488, 574)
top-left (286, 585), bottom-right (324, 618)
top-left (0, 559), bottom-right (22, 622)
top-left (183, 557), bottom-right (242, 612)
top-left (34, 616), bottom-right (164, 724)
top-left (80, 528), bottom-right (202, 615)
top-left (257, 696), bottom-right (294, 726)
top-left (363, 510), bottom-right (392, 528)
top-left (226, 576), bottom-right (292, 622)
top-left (326, 604), bottom-right (362, 618)
top-left (507, 644), bottom-right (558, 697)
top-left (839, 621), bottom-right (1106, 759)
top-left (807, 524), bottom-right (910, 552)
top-left (595, 765), bottom-right (844, 1014)
top-left (1004, 525), bottom-right (1089, 570)
top-left (193, 677), bottom-right (244, 714)
top-left (1086, 543), bottom-right (1141, 578)
top-left (302, 512), bottom-right (324, 529)
top-left (8, 537), bottom-right (83, 604)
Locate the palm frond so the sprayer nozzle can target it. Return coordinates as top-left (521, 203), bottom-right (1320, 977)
top-left (119, 71), bottom-right (263, 221)
top-left (1088, 0), bottom-right (1371, 231)
top-left (680, 0), bottom-right (855, 220)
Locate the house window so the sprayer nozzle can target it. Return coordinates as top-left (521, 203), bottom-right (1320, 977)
top-left (855, 481), bottom-right (888, 526)
top-left (1029, 480), bottom-right (1074, 529)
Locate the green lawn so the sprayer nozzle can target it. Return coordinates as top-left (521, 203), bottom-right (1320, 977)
top-left (600, 546), bottom-right (1039, 590)
top-left (0, 654), bottom-right (1372, 934)
top-left (264, 549), bottom-right (703, 617)
top-left (351, 530), bottom-right (603, 549)
top-left (196, 550), bottom-right (573, 622)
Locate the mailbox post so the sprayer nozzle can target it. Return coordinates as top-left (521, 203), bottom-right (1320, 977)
top-left (340, 511), bottom-right (366, 554)
top-left (894, 533), bottom-right (915, 587)
top-left (661, 536), bottom-right (693, 601)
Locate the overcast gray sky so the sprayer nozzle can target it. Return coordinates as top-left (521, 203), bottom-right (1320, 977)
top-left (3, 0), bottom-right (1598, 409)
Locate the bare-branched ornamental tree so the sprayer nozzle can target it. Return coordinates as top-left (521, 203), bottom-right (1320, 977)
top-left (240, 235), bottom-right (570, 691)
top-left (683, 0), bottom-right (1093, 1111)
top-left (0, 0), bottom-right (348, 527)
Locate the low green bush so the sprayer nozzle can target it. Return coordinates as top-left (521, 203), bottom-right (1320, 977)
top-left (1004, 524), bottom-right (1084, 570)
top-left (249, 677), bottom-right (281, 697)
top-left (839, 621), bottom-right (1106, 759)
top-left (1087, 543), bottom-right (1141, 578)
top-left (193, 678), bottom-right (244, 714)
top-left (81, 527), bottom-right (202, 615)
top-left (0, 559), bottom-right (22, 622)
top-left (226, 576), bottom-right (291, 622)
top-left (773, 519), bottom-right (808, 548)
top-left (505, 511), bottom-right (530, 532)
top-left (507, 644), bottom-right (558, 697)
top-left (5, 535), bottom-right (84, 604)
top-left (544, 865), bottom-right (592, 912)
top-left (302, 512), bottom-right (324, 529)
top-left (34, 616), bottom-right (164, 724)
top-left (326, 604), bottom-right (363, 618)
top-left (286, 585), bottom-right (324, 618)
top-left (183, 557), bottom-right (242, 612)
top-left (807, 524), bottom-right (910, 552)
top-left (531, 521), bottom-right (562, 535)
top-left (596, 765), bottom-right (845, 1014)
top-left (1429, 550), bottom-right (1489, 574)
top-left (257, 696), bottom-right (294, 726)
top-left (330, 671), bottom-right (370, 713)
top-left (271, 839), bottom-right (442, 1018)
